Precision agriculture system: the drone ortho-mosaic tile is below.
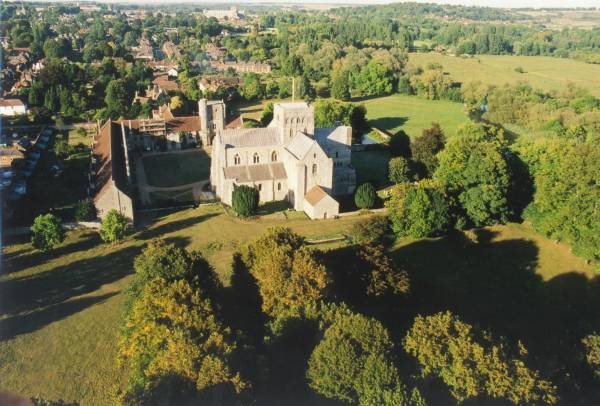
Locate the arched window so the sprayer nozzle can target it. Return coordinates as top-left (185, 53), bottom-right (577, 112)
top-left (234, 154), bottom-right (241, 165)
top-left (277, 182), bottom-right (281, 191)
top-left (271, 151), bottom-right (277, 162)
top-left (258, 184), bottom-right (262, 191)
top-left (335, 151), bottom-right (339, 158)
top-left (253, 153), bottom-right (260, 164)
top-left (312, 163), bottom-right (318, 175)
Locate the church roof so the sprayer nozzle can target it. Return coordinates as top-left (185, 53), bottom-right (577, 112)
top-left (286, 132), bottom-right (316, 160)
top-left (223, 162), bottom-right (287, 183)
top-left (218, 127), bottom-right (279, 148)
top-left (315, 126), bottom-right (350, 145)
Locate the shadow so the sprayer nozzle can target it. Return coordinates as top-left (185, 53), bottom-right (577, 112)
top-left (0, 292), bottom-right (118, 341)
top-left (257, 200), bottom-right (291, 215)
top-left (3, 231), bottom-right (101, 276)
top-left (368, 116), bottom-right (408, 131)
top-left (136, 212), bottom-right (219, 240)
top-left (0, 244), bottom-right (141, 322)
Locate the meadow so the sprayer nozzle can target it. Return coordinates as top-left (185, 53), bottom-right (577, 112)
top-left (142, 150), bottom-right (211, 187)
top-left (1, 204), bottom-right (596, 405)
top-left (409, 53), bottom-right (600, 96)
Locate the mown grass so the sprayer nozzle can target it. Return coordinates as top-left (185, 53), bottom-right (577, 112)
top-left (2, 203), bottom-right (596, 405)
top-left (362, 94), bottom-right (469, 137)
top-left (142, 150), bottom-right (211, 187)
top-left (0, 204), bottom-right (368, 405)
top-left (409, 53), bottom-right (600, 96)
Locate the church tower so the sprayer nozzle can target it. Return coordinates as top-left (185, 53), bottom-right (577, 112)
top-left (273, 102), bottom-right (315, 146)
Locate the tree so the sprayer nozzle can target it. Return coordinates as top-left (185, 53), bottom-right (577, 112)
top-left (105, 79), bottom-right (130, 117)
top-left (119, 278), bottom-right (246, 404)
top-left (358, 60), bottom-right (395, 96)
top-left (332, 70), bottom-right (351, 101)
top-left (582, 334), bottom-right (600, 380)
top-left (99, 209), bottom-right (128, 243)
top-left (74, 198), bottom-right (97, 221)
top-left (307, 312), bottom-right (410, 405)
top-left (260, 102), bottom-right (274, 126)
top-left (386, 181), bottom-right (450, 238)
top-left (411, 123), bottom-right (446, 177)
top-left (31, 213), bottom-right (65, 252)
top-left (355, 183), bottom-right (377, 209)
top-left (351, 215), bottom-right (390, 245)
top-left (434, 136), bottom-right (512, 227)
top-left (313, 100), bottom-right (368, 144)
top-left (239, 73), bottom-right (264, 100)
top-left (169, 95), bottom-right (183, 112)
top-left (232, 185), bottom-right (259, 217)
top-left (388, 157), bottom-right (411, 184)
top-left (388, 130), bottom-right (411, 158)
top-left (357, 243), bottom-right (410, 297)
top-left (241, 227), bottom-right (330, 316)
top-left (404, 311), bottom-right (558, 405)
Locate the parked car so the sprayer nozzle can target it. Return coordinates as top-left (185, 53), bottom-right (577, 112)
top-left (12, 180), bottom-right (26, 195)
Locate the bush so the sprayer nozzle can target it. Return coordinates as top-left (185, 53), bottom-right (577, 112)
top-left (351, 215), bottom-right (390, 245)
top-left (411, 123), bottom-right (446, 177)
top-left (354, 183), bottom-right (377, 209)
top-left (388, 157), bottom-right (411, 184)
top-left (99, 209), bottom-right (128, 243)
top-left (515, 66), bottom-right (525, 73)
top-left (232, 185), bottom-right (259, 217)
top-left (582, 334), bottom-right (600, 380)
top-left (74, 198), bottom-right (97, 221)
top-left (31, 213), bottom-right (65, 252)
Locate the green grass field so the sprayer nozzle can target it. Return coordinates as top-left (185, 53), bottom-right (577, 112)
top-left (1, 202), bottom-right (596, 405)
top-left (409, 53), bottom-right (600, 97)
top-left (361, 94), bottom-right (469, 137)
top-left (142, 150), bottom-right (211, 187)
top-left (0, 204), bottom-right (369, 405)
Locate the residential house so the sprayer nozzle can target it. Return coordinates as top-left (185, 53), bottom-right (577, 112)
top-left (0, 99), bottom-right (28, 116)
top-left (209, 60), bottom-right (271, 74)
top-left (0, 147), bottom-right (25, 168)
top-left (198, 75), bottom-right (242, 93)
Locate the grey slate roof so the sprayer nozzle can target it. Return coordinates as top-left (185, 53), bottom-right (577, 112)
top-left (218, 127), bottom-right (279, 148)
top-left (223, 162), bottom-right (287, 182)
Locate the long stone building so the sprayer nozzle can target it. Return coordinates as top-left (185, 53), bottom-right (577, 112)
top-left (211, 102), bottom-right (356, 219)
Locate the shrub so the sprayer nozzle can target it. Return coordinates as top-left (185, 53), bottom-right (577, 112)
top-left (411, 123), bottom-right (446, 177)
top-left (99, 209), bottom-right (128, 243)
top-left (232, 185), bottom-right (259, 217)
top-left (73, 198), bottom-right (97, 221)
top-left (31, 213), bottom-right (65, 252)
top-left (355, 183), bottom-right (377, 209)
top-left (582, 334), bottom-right (600, 380)
top-left (515, 66), bottom-right (525, 73)
top-left (351, 216), bottom-right (390, 245)
top-left (388, 157), bottom-right (411, 184)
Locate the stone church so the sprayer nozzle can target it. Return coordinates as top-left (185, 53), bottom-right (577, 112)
top-left (211, 102), bottom-right (356, 219)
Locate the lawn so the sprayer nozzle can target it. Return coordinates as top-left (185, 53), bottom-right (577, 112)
top-left (2, 203), bottom-right (597, 405)
top-left (142, 150), bottom-right (211, 187)
top-left (0, 204), bottom-right (369, 405)
top-left (361, 94), bottom-right (470, 138)
top-left (409, 53), bottom-right (600, 97)
top-left (351, 149), bottom-right (391, 189)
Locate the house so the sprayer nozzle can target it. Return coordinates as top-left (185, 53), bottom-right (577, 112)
top-left (161, 41), bottom-right (181, 60)
top-left (133, 84), bottom-right (169, 106)
top-left (152, 75), bottom-right (179, 92)
top-left (203, 6), bottom-right (241, 21)
top-left (211, 102), bottom-right (356, 219)
top-left (146, 59), bottom-right (178, 72)
top-left (205, 43), bottom-right (227, 60)
top-left (0, 99), bottom-right (27, 116)
top-left (0, 147), bottom-right (25, 168)
top-left (90, 120), bottom-right (135, 221)
top-left (133, 39), bottom-right (154, 61)
top-left (120, 99), bottom-right (231, 151)
top-left (167, 67), bottom-right (179, 78)
top-left (209, 60), bottom-right (271, 74)
top-left (198, 75), bottom-right (242, 93)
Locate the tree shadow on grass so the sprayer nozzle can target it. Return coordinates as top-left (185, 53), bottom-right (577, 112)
top-left (368, 116), bottom-right (408, 132)
top-left (2, 231), bottom-right (101, 276)
top-left (0, 244), bottom-right (142, 321)
top-left (0, 291), bottom-right (118, 341)
top-left (136, 212), bottom-right (219, 240)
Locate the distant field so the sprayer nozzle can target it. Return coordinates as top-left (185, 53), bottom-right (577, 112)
top-left (142, 150), bottom-right (210, 187)
top-left (409, 53), bottom-right (600, 96)
top-left (361, 94), bottom-right (469, 138)
top-left (234, 95), bottom-right (469, 139)
top-left (2, 204), bottom-right (595, 405)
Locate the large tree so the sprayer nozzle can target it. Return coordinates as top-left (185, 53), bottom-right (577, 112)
top-left (411, 123), bottom-right (446, 177)
top-left (434, 134), bottom-right (512, 227)
top-left (404, 311), bottom-right (557, 405)
top-left (307, 312), bottom-right (410, 406)
top-left (31, 213), bottom-right (65, 252)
